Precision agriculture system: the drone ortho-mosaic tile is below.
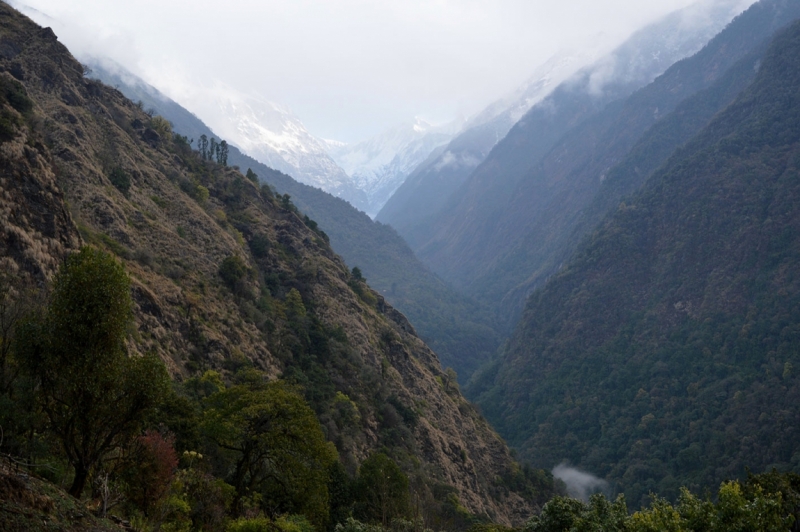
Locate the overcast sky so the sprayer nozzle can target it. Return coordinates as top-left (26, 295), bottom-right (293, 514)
top-left (11, 0), bottom-right (738, 142)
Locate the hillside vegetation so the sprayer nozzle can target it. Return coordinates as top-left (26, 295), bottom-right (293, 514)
top-left (471, 18), bottom-right (800, 508)
top-left (0, 4), bottom-right (553, 530)
top-left (88, 63), bottom-right (500, 383)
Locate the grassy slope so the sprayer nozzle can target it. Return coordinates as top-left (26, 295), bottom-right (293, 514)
top-left (0, 5), bottom-right (551, 524)
top-left (88, 64), bottom-right (499, 382)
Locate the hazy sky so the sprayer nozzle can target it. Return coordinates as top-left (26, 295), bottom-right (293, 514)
top-left (12, 0), bottom-right (730, 142)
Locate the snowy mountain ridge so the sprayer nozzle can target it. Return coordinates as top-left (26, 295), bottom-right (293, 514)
top-left (326, 117), bottom-right (465, 217)
top-left (194, 89), bottom-right (368, 211)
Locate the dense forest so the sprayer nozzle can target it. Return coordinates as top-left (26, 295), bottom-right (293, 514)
top-left (471, 16), bottom-right (800, 508)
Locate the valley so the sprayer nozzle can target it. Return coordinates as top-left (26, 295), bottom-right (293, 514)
top-left (2, 0), bottom-right (800, 530)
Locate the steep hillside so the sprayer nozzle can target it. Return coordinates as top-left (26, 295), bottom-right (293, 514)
top-left (379, 0), bottom-right (748, 251)
top-left (417, 0), bottom-right (800, 330)
top-left (87, 61), bottom-right (500, 384)
top-left (0, 4), bottom-right (550, 524)
top-left (472, 18), bottom-right (800, 508)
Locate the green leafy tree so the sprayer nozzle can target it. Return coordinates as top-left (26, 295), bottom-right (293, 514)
top-left (245, 168), bottom-right (258, 183)
top-left (15, 247), bottom-right (171, 497)
top-left (202, 377), bottom-right (337, 528)
top-left (108, 167), bottom-right (131, 196)
top-left (355, 452), bottom-right (411, 526)
top-left (219, 255), bottom-right (250, 294)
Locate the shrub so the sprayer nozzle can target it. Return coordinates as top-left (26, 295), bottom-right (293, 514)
top-left (109, 167), bottom-right (131, 196)
top-left (219, 255), bottom-right (249, 292)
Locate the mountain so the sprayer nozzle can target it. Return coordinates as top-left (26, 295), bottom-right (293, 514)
top-left (410, 0), bottom-right (793, 331)
top-left (192, 87), bottom-right (370, 213)
top-left (0, 3), bottom-right (555, 524)
top-left (470, 16), bottom-right (800, 508)
top-left (377, 0), bottom-right (750, 247)
top-left (86, 58), bottom-right (368, 212)
top-left (85, 60), bottom-right (501, 383)
top-left (376, 47), bottom-right (601, 235)
top-left (326, 117), bottom-right (464, 218)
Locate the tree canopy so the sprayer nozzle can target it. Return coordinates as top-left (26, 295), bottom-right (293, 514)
top-left (15, 247), bottom-right (171, 497)
top-left (201, 372), bottom-right (338, 528)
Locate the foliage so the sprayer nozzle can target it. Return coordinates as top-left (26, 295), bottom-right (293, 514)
top-left (227, 514), bottom-right (315, 532)
top-left (201, 376), bottom-right (338, 528)
top-left (525, 475), bottom-right (797, 532)
top-left (219, 255), bottom-right (251, 294)
top-left (123, 430), bottom-right (179, 517)
top-left (150, 115), bottom-right (172, 137)
top-left (355, 453), bottom-right (411, 526)
top-left (108, 166), bottom-right (131, 196)
top-left (14, 247), bottom-right (171, 497)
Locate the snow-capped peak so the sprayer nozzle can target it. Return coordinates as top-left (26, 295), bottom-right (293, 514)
top-left (326, 116), bottom-right (465, 217)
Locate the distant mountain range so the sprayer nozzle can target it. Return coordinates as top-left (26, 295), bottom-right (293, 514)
top-left (376, 46), bottom-right (603, 233)
top-left (201, 90), bottom-right (371, 212)
top-left (326, 117), bottom-right (464, 217)
top-left (379, 0), bottom-right (757, 331)
top-left (470, 11), bottom-right (800, 507)
top-left (377, 0), bottom-right (751, 244)
top-left (85, 61), bottom-right (458, 218)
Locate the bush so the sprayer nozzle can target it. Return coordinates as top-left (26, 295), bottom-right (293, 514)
top-left (219, 255), bottom-right (249, 293)
top-left (249, 233), bottom-right (271, 258)
top-left (109, 167), bottom-right (131, 196)
top-left (150, 115), bottom-right (172, 137)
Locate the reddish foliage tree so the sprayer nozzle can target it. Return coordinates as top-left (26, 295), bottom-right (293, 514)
top-left (125, 430), bottom-right (179, 515)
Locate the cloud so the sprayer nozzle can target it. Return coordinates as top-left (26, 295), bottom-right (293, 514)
top-left (7, 0), bottom-right (754, 142)
top-left (552, 463), bottom-right (609, 501)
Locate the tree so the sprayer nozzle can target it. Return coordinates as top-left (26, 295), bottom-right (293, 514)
top-left (0, 272), bottom-right (35, 395)
top-left (355, 452), bottom-right (410, 526)
top-left (209, 137), bottom-right (218, 162)
top-left (246, 168), bottom-right (258, 183)
top-left (199, 134), bottom-right (208, 159)
top-left (0, 273), bottom-right (41, 457)
top-left (202, 377), bottom-right (337, 527)
top-left (219, 140), bottom-right (229, 166)
top-left (219, 255), bottom-right (250, 294)
top-left (15, 247), bottom-right (171, 497)
top-left (123, 430), bottom-right (179, 517)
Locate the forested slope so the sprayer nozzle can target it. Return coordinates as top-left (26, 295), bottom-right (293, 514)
top-left (414, 0), bottom-right (800, 329)
top-left (0, 4), bottom-right (552, 526)
top-left (471, 18), bottom-right (800, 508)
top-left (378, 0), bottom-right (745, 249)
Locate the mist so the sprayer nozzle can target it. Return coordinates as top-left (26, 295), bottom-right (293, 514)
top-left (552, 463), bottom-right (609, 502)
top-left (6, 0), bottom-right (741, 143)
